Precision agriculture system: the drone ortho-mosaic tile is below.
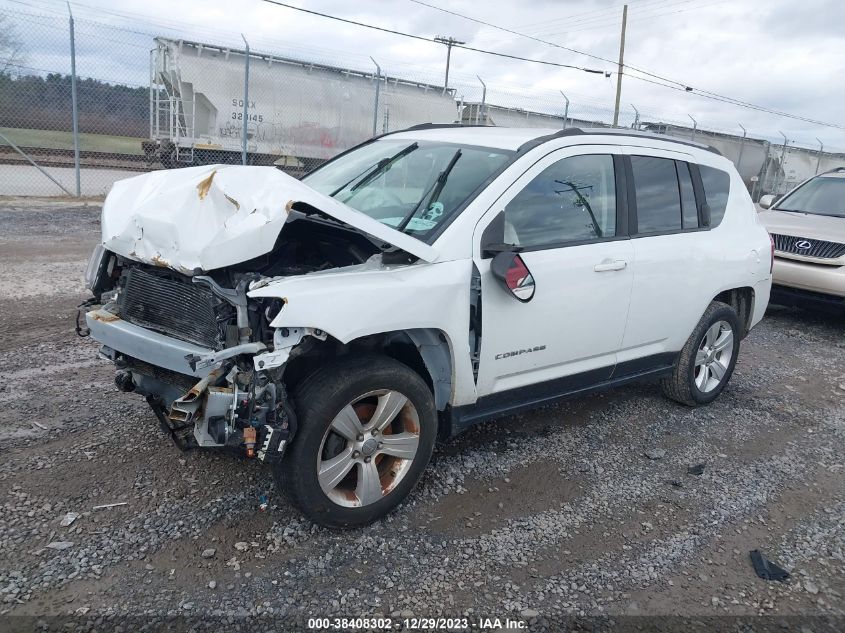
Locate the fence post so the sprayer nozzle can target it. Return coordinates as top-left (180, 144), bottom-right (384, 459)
top-left (370, 57), bottom-right (381, 137)
top-left (814, 138), bottom-right (824, 174)
top-left (775, 131), bottom-right (789, 194)
top-left (476, 75), bottom-right (486, 125)
top-left (68, 2), bottom-right (81, 196)
top-left (688, 114), bottom-right (697, 141)
top-left (560, 91), bottom-right (569, 129)
top-left (241, 34), bottom-right (250, 166)
top-left (763, 142), bottom-right (774, 197)
top-left (630, 104), bottom-right (639, 129)
top-left (737, 123), bottom-right (747, 175)
top-left (752, 142), bottom-right (770, 201)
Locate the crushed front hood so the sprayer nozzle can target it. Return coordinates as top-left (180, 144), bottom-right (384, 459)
top-left (101, 164), bottom-right (437, 272)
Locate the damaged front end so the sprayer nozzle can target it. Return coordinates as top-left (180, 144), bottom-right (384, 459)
top-left (79, 164), bottom-right (429, 461)
top-left (84, 249), bottom-right (328, 461)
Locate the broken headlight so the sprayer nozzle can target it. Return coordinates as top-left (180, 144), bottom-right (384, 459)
top-left (84, 244), bottom-right (107, 291)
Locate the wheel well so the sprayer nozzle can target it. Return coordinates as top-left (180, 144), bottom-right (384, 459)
top-left (713, 287), bottom-right (754, 336)
top-left (281, 329), bottom-right (453, 411)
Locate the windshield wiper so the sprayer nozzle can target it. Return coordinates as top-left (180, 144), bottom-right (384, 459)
top-left (775, 207), bottom-right (845, 218)
top-left (396, 149), bottom-right (462, 233)
top-left (329, 142), bottom-right (418, 197)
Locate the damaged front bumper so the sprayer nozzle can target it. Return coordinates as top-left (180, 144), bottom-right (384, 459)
top-left (86, 306), bottom-right (319, 461)
top-left (87, 308), bottom-right (217, 378)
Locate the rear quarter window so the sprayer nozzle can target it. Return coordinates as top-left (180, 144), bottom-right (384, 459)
top-left (699, 165), bottom-right (731, 227)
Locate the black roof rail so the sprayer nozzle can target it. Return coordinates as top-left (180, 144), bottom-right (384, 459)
top-left (516, 128), bottom-right (583, 153)
top-left (821, 166), bottom-right (845, 175)
top-left (401, 122), bottom-right (489, 132)
top-left (518, 127), bottom-right (722, 155)
top-left (397, 124), bottom-right (723, 156)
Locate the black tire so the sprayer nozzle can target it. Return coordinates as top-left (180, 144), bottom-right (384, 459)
top-left (274, 355), bottom-right (437, 528)
top-left (661, 301), bottom-right (742, 406)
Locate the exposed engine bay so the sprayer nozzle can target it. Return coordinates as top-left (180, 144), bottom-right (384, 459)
top-left (83, 213), bottom-right (382, 460)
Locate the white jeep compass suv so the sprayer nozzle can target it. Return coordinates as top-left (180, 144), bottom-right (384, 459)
top-left (82, 125), bottom-right (773, 527)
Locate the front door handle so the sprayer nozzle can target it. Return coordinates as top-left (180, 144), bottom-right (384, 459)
top-left (594, 260), bottom-right (627, 272)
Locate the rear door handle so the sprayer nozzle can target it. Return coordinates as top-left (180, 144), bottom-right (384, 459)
top-left (594, 260), bottom-right (627, 272)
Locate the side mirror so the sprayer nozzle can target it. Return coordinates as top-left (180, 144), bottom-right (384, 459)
top-left (490, 251), bottom-right (535, 302)
top-left (758, 194), bottom-right (776, 209)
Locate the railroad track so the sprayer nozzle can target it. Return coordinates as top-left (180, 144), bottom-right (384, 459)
top-left (0, 145), bottom-right (159, 172)
top-left (0, 144), bottom-right (320, 178)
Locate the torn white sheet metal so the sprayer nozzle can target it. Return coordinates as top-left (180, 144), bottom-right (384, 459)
top-left (100, 164), bottom-right (437, 272)
top-left (248, 257), bottom-right (479, 407)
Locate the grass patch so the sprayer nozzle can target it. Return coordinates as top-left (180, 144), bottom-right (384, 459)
top-left (0, 127), bottom-right (145, 155)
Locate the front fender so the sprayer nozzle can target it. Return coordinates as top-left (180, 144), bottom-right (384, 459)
top-left (247, 259), bottom-right (477, 406)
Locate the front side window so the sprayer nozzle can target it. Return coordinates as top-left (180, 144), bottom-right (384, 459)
top-left (303, 139), bottom-right (512, 243)
top-left (699, 165), bottom-right (731, 227)
top-left (504, 154), bottom-right (617, 249)
top-left (773, 175), bottom-right (845, 218)
top-left (631, 155), bottom-right (682, 233)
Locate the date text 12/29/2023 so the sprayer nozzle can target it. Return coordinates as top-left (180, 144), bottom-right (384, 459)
top-left (306, 616), bottom-right (530, 630)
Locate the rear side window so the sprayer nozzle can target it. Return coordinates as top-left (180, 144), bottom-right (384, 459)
top-left (630, 156), bottom-right (682, 233)
top-left (699, 166), bottom-right (731, 227)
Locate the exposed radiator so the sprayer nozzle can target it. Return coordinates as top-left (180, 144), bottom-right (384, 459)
top-left (118, 267), bottom-right (223, 349)
top-left (771, 233), bottom-right (845, 261)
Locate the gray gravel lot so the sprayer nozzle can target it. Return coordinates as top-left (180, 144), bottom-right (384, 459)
top-left (0, 199), bottom-right (843, 631)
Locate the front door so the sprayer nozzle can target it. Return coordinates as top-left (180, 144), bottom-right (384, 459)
top-left (473, 147), bottom-right (634, 399)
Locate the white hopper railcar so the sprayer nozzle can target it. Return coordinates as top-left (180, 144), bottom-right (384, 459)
top-left (145, 38), bottom-right (458, 171)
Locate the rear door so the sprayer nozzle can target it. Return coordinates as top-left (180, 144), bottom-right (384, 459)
top-left (618, 149), bottom-right (720, 366)
top-left (473, 146), bottom-right (635, 398)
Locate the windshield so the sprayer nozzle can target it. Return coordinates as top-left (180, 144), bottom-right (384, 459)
top-left (774, 176), bottom-right (845, 218)
top-left (303, 139), bottom-right (513, 241)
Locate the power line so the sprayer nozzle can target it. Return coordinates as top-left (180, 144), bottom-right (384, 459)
top-left (496, 0), bottom-right (697, 38)
top-left (259, 0), bottom-right (607, 75)
top-left (625, 73), bottom-right (845, 129)
top-left (525, 0), bottom-right (731, 38)
top-left (407, 0), bottom-right (845, 130)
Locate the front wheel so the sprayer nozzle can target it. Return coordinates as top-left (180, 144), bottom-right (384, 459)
top-left (274, 355), bottom-right (437, 528)
top-left (661, 301), bottom-right (742, 406)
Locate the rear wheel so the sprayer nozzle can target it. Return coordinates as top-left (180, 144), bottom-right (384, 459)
top-left (661, 301), bottom-right (741, 406)
top-left (275, 355), bottom-right (437, 528)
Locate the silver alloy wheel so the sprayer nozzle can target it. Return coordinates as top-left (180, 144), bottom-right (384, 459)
top-left (694, 320), bottom-right (734, 393)
top-left (316, 389), bottom-right (420, 508)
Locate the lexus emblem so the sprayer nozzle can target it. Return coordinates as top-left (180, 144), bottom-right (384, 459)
top-left (795, 239), bottom-right (812, 250)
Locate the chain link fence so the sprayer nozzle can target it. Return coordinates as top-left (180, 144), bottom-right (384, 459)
top-left (1, 6), bottom-right (844, 198)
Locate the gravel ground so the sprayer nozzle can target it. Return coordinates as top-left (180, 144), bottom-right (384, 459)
top-left (0, 199), bottom-right (843, 632)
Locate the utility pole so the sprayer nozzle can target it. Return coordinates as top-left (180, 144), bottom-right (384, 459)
top-left (612, 4), bottom-right (628, 127)
top-left (434, 36), bottom-right (465, 94)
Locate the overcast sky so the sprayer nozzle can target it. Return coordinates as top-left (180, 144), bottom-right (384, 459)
top-left (4, 0), bottom-right (845, 149)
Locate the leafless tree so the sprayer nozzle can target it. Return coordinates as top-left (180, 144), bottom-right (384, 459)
top-left (0, 14), bottom-right (25, 75)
